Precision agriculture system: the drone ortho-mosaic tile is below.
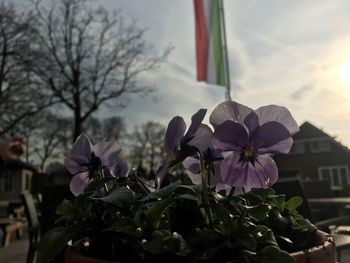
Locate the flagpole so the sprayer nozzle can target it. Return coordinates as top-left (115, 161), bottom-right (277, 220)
top-left (219, 0), bottom-right (232, 101)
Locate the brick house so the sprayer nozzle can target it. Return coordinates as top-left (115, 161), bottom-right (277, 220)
top-left (0, 160), bottom-right (36, 202)
top-left (274, 121), bottom-right (350, 190)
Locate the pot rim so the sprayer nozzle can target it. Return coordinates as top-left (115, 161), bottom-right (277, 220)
top-left (290, 230), bottom-right (335, 257)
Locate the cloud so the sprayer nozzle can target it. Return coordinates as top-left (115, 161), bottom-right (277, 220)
top-left (289, 85), bottom-right (314, 100)
top-left (19, 0), bottom-right (350, 146)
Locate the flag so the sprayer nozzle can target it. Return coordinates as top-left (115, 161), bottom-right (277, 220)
top-left (193, 0), bottom-right (226, 86)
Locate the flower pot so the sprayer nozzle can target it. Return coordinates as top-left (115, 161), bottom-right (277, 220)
top-left (65, 230), bottom-right (335, 263)
top-left (65, 247), bottom-right (116, 263)
top-left (291, 230), bottom-right (336, 263)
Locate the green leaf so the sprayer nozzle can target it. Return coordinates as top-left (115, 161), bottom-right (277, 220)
top-left (55, 199), bottom-right (75, 222)
top-left (177, 193), bottom-right (198, 202)
top-left (98, 186), bottom-right (135, 207)
top-left (143, 232), bottom-right (189, 256)
top-left (153, 229), bottom-right (172, 239)
top-left (176, 184), bottom-right (201, 195)
top-left (260, 246), bottom-right (294, 263)
top-left (186, 229), bottom-right (223, 251)
top-left (145, 197), bottom-right (176, 229)
top-left (256, 229), bottom-right (278, 247)
top-left (135, 197), bottom-right (177, 234)
top-left (247, 204), bottom-right (270, 221)
top-left (37, 226), bottom-right (71, 263)
top-left (83, 177), bottom-right (106, 194)
top-left (211, 203), bottom-right (234, 235)
top-left (234, 231), bottom-right (257, 249)
top-left (106, 217), bottom-right (138, 235)
top-left (286, 196), bottom-right (303, 212)
top-left (272, 195), bottom-right (286, 210)
top-left (147, 180), bottom-right (181, 200)
top-left (249, 188), bottom-right (276, 199)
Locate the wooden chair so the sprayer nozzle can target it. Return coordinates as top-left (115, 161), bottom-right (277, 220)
top-left (0, 204), bottom-right (27, 247)
top-left (302, 180), bottom-right (339, 220)
top-left (0, 217), bottom-right (17, 247)
top-left (20, 191), bottom-right (40, 263)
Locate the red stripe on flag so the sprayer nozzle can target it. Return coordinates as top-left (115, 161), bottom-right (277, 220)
top-left (194, 0), bottom-right (208, 81)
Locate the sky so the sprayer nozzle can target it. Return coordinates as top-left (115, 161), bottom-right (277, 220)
top-left (21, 0), bottom-right (350, 146)
top-left (94, 0), bottom-right (350, 146)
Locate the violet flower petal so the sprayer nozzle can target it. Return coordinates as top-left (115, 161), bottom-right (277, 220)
top-left (183, 156), bottom-right (200, 174)
top-left (215, 183), bottom-right (232, 196)
top-left (186, 171), bottom-right (202, 185)
top-left (110, 157), bottom-right (129, 178)
top-left (70, 134), bottom-right (93, 163)
top-left (187, 124), bottom-right (213, 153)
top-left (183, 109), bottom-right (207, 142)
top-left (64, 157), bottom-right (88, 175)
top-left (244, 112), bottom-right (259, 135)
top-left (220, 152), bottom-right (278, 188)
top-left (232, 187), bottom-right (252, 195)
top-left (255, 105), bottom-right (299, 135)
top-left (70, 172), bottom-right (90, 196)
top-left (210, 159), bottom-right (223, 187)
top-left (257, 137), bottom-right (293, 154)
top-left (220, 152), bottom-right (245, 186)
top-left (93, 141), bottom-right (121, 167)
top-left (251, 122), bottom-right (292, 150)
top-left (155, 164), bottom-right (170, 190)
top-left (212, 121), bottom-right (248, 152)
top-left (164, 116), bottom-right (186, 157)
top-left (64, 135), bottom-right (93, 174)
top-left (247, 155), bottom-right (278, 188)
top-left (209, 101), bottom-right (253, 128)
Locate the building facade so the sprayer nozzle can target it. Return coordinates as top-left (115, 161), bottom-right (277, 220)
top-left (0, 160), bottom-right (36, 202)
top-left (274, 121), bottom-right (350, 190)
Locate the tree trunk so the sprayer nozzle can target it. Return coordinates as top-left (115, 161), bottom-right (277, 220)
top-left (73, 111), bottom-right (82, 142)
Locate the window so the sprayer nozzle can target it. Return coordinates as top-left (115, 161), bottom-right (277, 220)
top-left (290, 142), bottom-right (305, 154)
top-left (279, 170), bottom-right (302, 179)
top-left (3, 172), bottom-right (13, 192)
top-left (25, 174), bottom-right (31, 190)
top-left (319, 165), bottom-right (349, 187)
top-left (320, 169), bottom-right (331, 182)
top-left (340, 167), bottom-right (348, 185)
top-left (310, 140), bottom-right (331, 153)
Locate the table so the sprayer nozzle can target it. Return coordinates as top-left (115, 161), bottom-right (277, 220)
top-left (308, 197), bottom-right (350, 205)
top-left (308, 197), bottom-right (350, 218)
top-left (0, 201), bottom-right (9, 208)
top-left (0, 218), bottom-right (16, 247)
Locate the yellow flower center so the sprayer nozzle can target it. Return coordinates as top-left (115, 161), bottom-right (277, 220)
top-left (243, 148), bottom-right (253, 158)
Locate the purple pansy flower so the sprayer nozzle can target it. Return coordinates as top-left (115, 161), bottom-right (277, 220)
top-left (164, 109), bottom-right (212, 160)
top-left (156, 109), bottom-right (213, 188)
top-left (210, 101), bottom-right (299, 189)
top-left (64, 134), bottom-right (128, 196)
top-left (183, 151), bottom-right (234, 195)
top-left (182, 148), bottom-right (220, 184)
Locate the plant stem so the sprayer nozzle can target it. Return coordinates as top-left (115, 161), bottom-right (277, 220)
top-left (132, 169), bottom-right (151, 194)
top-left (100, 165), bottom-right (109, 193)
top-left (198, 151), bottom-right (212, 225)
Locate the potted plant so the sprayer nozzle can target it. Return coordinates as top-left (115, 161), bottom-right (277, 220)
top-left (38, 101), bottom-right (336, 263)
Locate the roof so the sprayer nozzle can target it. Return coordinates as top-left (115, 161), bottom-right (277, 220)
top-left (294, 121), bottom-right (331, 140)
top-left (0, 159), bottom-right (37, 172)
top-left (294, 121), bottom-right (350, 153)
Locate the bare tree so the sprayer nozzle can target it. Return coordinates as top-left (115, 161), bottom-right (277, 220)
top-left (0, 3), bottom-right (54, 136)
top-left (128, 121), bottom-right (165, 177)
top-left (11, 113), bottom-right (42, 163)
top-left (30, 0), bottom-right (171, 141)
top-left (30, 112), bottom-right (72, 171)
top-left (84, 116), bottom-right (125, 143)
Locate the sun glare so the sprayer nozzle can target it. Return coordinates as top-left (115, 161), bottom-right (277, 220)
top-left (340, 59), bottom-right (350, 85)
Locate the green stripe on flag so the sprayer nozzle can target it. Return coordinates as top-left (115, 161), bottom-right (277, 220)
top-left (211, 0), bottom-right (226, 86)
